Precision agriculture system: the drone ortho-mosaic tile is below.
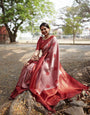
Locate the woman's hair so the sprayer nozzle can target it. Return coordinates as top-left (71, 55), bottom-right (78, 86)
top-left (40, 22), bottom-right (50, 29)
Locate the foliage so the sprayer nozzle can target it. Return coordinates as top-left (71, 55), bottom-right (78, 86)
top-left (62, 6), bottom-right (82, 35)
top-left (63, 16), bottom-right (82, 35)
top-left (59, 6), bottom-right (83, 43)
top-left (0, 0), bottom-right (54, 42)
top-left (74, 0), bottom-right (90, 19)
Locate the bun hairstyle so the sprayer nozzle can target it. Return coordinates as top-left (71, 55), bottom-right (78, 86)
top-left (40, 22), bottom-right (50, 30)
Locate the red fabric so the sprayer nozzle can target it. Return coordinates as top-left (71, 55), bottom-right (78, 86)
top-left (10, 35), bottom-right (88, 112)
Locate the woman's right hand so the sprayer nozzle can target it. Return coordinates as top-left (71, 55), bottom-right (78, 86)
top-left (24, 62), bottom-right (30, 66)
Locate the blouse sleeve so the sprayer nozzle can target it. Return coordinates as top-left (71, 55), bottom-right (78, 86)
top-left (36, 37), bottom-right (41, 50)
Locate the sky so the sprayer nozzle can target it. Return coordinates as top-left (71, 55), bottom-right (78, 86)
top-left (50, 0), bottom-right (74, 10)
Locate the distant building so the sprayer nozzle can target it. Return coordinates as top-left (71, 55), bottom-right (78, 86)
top-left (0, 26), bottom-right (9, 43)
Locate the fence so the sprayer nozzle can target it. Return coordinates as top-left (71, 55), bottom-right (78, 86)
top-left (17, 34), bottom-right (90, 44)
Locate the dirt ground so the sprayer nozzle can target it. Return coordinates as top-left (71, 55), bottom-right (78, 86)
top-left (0, 44), bottom-right (90, 107)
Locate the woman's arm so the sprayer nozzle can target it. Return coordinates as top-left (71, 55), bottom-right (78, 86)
top-left (24, 50), bottom-right (40, 66)
top-left (24, 37), bottom-right (41, 66)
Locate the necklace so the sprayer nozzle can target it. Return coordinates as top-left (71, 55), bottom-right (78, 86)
top-left (43, 35), bottom-right (50, 40)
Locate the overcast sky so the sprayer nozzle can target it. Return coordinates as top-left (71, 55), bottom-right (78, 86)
top-left (50, 0), bottom-right (74, 10)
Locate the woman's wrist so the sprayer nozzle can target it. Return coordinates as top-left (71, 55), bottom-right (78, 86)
top-left (34, 50), bottom-right (39, 56)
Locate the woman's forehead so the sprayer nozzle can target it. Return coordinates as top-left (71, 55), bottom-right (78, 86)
top-left (40, 26), bottom-right (49, 30)
top-left (41, 26), bottom-right (46, 28)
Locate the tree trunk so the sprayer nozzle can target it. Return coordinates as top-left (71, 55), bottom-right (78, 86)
top-left (9, 33), bottom-right (16, 43)
top-left (73, 33), bottom-right (75, 44)
top-left (4, 24), bottom-right (17, 43)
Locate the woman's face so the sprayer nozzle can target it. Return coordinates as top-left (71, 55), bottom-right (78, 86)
top-left (40, 26), bottom-right (50, 37)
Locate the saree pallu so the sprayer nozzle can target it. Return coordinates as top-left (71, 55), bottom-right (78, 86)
top-left (10, 35), bottom-right (88, 112)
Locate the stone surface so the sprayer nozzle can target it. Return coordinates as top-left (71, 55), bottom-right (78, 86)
top-left (54, 100), bottom-right (66, 111)
top-left (9, 91), bottom-right (48, 115)
top-left (70, 100), bottom-right (87, 107)
top-left (64, 106), bottom-right (85, 115)
top-left (0, 90), bottom-right (90, 115)
top-left (0, 101), bottom-right (12, 115)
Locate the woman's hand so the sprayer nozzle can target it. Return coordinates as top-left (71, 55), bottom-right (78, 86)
top-left (24, 62), bottom-right (30, 66)
top-left (31, 50), bottom-right (39, 61)
top-left (24, 50), bottom-right (40, 66)
top-left (31, 55), bottom-right (39, 60)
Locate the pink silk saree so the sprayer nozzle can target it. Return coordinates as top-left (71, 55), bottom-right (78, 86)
top-left (10, 35), bottom-right (88, 112)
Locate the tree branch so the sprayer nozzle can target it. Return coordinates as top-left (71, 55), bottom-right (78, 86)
top-left (14, 20), bottom-right (24, 34)
top-left (0, 0), bottom-right (5, 15)
top-left (75, 0), bottom-right (81, 4)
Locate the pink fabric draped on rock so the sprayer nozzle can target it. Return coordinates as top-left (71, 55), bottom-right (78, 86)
top-left (10, 35), bottom-right (88, 112)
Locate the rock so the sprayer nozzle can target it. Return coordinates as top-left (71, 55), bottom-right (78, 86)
top-left (54, 100), bottom-right (66, 111)
top-left (9, 91), bottom-right (48, 115)
top-left (70, 100), bottom-right (87, 107)
top-left (9, 91), bottom-right (31, 115)
top-left (0, 91), bottom-right (90, 115)
top-left (0, 101), bottom-right (12, 115)
top-left (64, 106), bottom-right (85, 115)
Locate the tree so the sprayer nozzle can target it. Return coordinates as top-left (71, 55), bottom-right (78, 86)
top-left (59, 6), bottom-right (82, 44)
top-left (62, 17), bottom-right (82, 44)
top-left (0, 0), bottom-right (54, 42)
top-left (75, 0), bottom-right (90, 19)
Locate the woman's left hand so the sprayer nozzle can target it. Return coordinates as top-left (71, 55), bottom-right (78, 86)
top-left (24, 62), bottom-right (30, 66)
top-left (31, 50), bottom-right (39, 61)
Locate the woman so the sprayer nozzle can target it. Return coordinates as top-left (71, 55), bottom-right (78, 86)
top-left (10, 22), bottom-right (89, 112)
